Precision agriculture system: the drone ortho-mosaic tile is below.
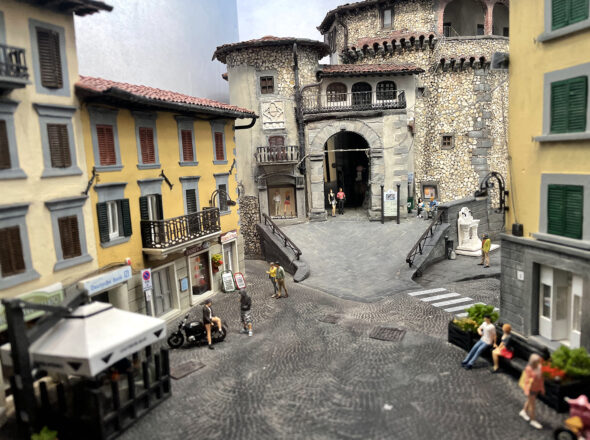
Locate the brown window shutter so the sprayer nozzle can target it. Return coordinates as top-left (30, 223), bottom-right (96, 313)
top-left (214, 132), bottom-right (224, 161)
top-left (0, 226), bottom-right (26, 277)
top-left (0, 120), bottom-right (10, 170)
top-left (36, 27), bottom-right (63, 89)
top-left (96, 124), bottom-right (116, 166)
top-left (58, 215), bottom-right (81, 259)
top-left (181, 129), bottom-right (194, 162)
top-left (269, 136), bottom-right (285, 147)
top-left (139, 127), bottom-right (156, 163)
top-left (47, 123), bottom-right (71, 168)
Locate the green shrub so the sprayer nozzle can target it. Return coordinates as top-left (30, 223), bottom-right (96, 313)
top-left (550, 346), bottom-right (590, 378)
top-left (31, 426), bottom-right (58, 440)
top-left (466, 304), bottom-right (499, 327)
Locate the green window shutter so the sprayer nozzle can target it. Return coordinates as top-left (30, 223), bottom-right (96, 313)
top-left (547, 185), bottom-right (566, 236)
top-left (564, 185), bottom-right (584, 239)
top-left (552, 0), bottom-right (569, 29)
top-left (155, 194), bottom-right (164, 220)
top-left (120, 199), bottom-right (132, 237)
top-left (551, 80), bottom-right (569, 133)
top-left (96, 202), bottom-right (110, 243)
top-left (568, 76), bottom-right (587, 132)
top-left (139, 196), bottom-right (149, 221)
top-left (570, 0), bottom-right (589, 24)
top-left (186, 189), bottom-right (197, 214)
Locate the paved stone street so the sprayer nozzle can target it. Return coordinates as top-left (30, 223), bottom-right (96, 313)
top-left (281, 214), bottom-right (426, 302)
top-left (120, 260), bottom-right (562, 440)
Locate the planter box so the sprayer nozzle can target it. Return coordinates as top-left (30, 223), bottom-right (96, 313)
top-left (540, 377), bottom-right (590, 413)
top-left (447, 321), bottom-right (477, 352)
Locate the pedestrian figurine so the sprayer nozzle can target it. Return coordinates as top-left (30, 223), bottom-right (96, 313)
top-left (266, 262), bottom-right (278, 296)
top-left (238, 288), bottom-right (253, 336)
top-left (273, 190), bottom-right (281, 217)
top-left (416, 197), bottom-right (424, 218)
top-left (328, 188), bottom-right (336, 217)
top-left (491, 323), bottom-right (514, 373)
top-left (519, 354), bottom-right (545, 429)
top-left (336, 187), bottom-right (346, 215)
top-left (202, 299), bottom-right (223, 350)
top-left (461, 314), bottom-right (496, 369)
top-left (274, 262), bottom-right (288, 298)
top-left (479, 233), bottom-right (491, 268)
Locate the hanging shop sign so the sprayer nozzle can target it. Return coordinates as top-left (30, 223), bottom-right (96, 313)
top-left (234, 272), bottom-right (246, 290)
top-left (384, 189), bottom-right (398, 217)
top-left (220, 230), bottom-right (238, 244)
top-left (221, 270), bottom-right (236, 293)
top-left (78, 266), bottom-right (132, 297)
top-left (0, 288), bottom-right (64, 332)
top-left (184, 241), bottom-right (210, 257)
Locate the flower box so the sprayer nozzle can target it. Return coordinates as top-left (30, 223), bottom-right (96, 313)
top-left (447, 320), bottom-right (477, 352)
top-left (540, 377), bottom-right (590, 413)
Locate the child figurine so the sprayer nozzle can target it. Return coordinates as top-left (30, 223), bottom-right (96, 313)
top-left (519, 354), bottom-right (545, 429)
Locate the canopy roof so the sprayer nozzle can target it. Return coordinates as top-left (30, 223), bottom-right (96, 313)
top-left (1, 302), bottom-right (166, 377)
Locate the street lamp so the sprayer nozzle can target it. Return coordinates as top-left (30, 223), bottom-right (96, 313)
top-left (208, 187), bottom-right (237, 209)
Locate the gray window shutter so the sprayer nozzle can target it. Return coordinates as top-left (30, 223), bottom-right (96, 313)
top-left (96, 203), bottom-right (110, 243)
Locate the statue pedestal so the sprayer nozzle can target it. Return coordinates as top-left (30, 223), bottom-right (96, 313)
top-left (455, 243), bottom-right (500, 257)
top-left (455, 206), bottom-right (500, 257)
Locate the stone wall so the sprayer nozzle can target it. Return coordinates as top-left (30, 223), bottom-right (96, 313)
top-left (239, 195), bottom-right (262, 258)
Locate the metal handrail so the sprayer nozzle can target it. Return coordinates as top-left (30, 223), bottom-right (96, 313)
top-left (261, 213), bottom-right (302, 260)
top-left (406, 209), bottom-right (444, 268)
top-left (0, 44), bottom-right (28, 80)
top-left (302, 90), bottom-right (406, 114)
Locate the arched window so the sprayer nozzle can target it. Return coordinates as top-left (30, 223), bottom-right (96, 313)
top-left (326, 82), bottom-right (347, 102)
top-left (442, 0), bottom-right (486, 36)
top-left (376, 81), bottom-right (397, 101)
top-left (351, 82), bottom-right (372, 107)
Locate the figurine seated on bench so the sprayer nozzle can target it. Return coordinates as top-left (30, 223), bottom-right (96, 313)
top-left (426, 197), bottom-right (438, 219)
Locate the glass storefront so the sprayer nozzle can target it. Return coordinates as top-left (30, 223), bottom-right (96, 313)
top-left (268, 186), bottom-right (297, 218)
top-left (190, 252), bottom-right (211, 295)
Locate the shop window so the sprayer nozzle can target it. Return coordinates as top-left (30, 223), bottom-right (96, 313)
top-left (223, 242), bottom-right (235, 273)
top-left (422, 185), bottom-right (438, 201)
top-left (268, 186), bottom-right (296, 218)
top-left (327, 82), bottom-right (347, 103)
top-left (260, 76), bottom-right (274, 94)
top-left (191, 253), bottom-right (211, 295)
top-left (376, 81), bottom-right (397, 101)
top-left (441, 134), bottom-right (454, 150)
top-left (152, 266), bottom-right (174, 316)
top-left (381, 8), bottom-right (393, 29)
top-left (550, 76), bottom-right (587, 134)
top-left (552, 0), bottom-right (589, 30)
top-left (547, 184), bottom-right (583, 239)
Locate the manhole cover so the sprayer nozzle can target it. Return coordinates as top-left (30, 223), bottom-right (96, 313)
top-left (369, 327), bottom-right (406, 342)
top-left (170, 360), bottom-right (205, 380)
top-left (319, 314), bottom-right (340, 324)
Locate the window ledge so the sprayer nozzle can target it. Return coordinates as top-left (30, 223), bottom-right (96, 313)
top-left (538, 20), bottom-right (590, 42)
top-left (0, 269), bottom-right (40, 290)
top-left (219, 210), bottom-right (232, 216)
top-left (95, 165), bottom-right (123, 172)
top-left (100, 236), bottom-right (131, 248)
top-left (213, 160), bottom-right (228, 165)
top-left (0, 168), bottom-right (27, 180)
top-left (41, 166), bottom-right (83, 178)
top-left (534, 132), bottom-right (590, 143)
top-left (137, 163), bottom-right (161, 170)
top-left (53, 253), bottom-right (93, 272)
top-left (179, 161), bottom-right (199, 167)
top-left (533, 232), bottom-right (590, 250)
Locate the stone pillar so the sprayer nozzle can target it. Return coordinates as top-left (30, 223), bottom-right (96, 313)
top-left (109, 283), bottom-right (130, 310)
top-left (484, 1), bottom-right (495, 35)
top-left (309, 152), bottom-right (327, 221)
top-left (368, 148), bottom-right (384, 220)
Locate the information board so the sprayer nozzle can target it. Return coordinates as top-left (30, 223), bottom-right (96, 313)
top-left (383, 189), bottom-right (398, 217)
top-left (234, 272), bottom-right (246, 290)
top-left (221, 270), bottom-right (236, 292)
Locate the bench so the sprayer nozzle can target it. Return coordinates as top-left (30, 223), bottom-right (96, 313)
top-left (494, 324), bottom-right (551, 378)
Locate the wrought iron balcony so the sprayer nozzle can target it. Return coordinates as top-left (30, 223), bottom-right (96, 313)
top-left (302, 90), bottom-right (406, 114)
top-left (141, 208), bottom-right (221, 251)
top-left (0, 44), bottom-right (29, 90)
top-left (256, 145), bottom-right (300, 164)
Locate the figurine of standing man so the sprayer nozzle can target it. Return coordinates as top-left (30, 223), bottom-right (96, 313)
top-left (479, 233), bottom-right (491, 268)
top-left (336, 187), bottom-right (346, 215)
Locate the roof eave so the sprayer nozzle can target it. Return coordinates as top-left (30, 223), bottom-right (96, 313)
top-left (17, 0), bottom-right (113, 16)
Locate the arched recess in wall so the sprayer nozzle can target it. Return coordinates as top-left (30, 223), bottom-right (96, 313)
top-left (327, 82), bottom-right (347, 102)
top-left (376, 80), bottom-right (397, 101)
top-left (351, 82), bottom-right (372, 107)
top-left (492, 3), bottom-right (509, 36)
top-left (443, 0), bottom-right (486, 36)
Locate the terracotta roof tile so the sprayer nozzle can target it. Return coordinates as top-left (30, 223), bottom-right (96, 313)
top-left (213, 36), bottom-right (329, 63)
top-left (320, 63), bottom-right (423, 77)
top-left (76, 76), bottom-right (255, 117)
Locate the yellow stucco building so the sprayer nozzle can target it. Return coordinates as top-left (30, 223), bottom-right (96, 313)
top-left (501, 0), bottom-right (590, 349)
top-left (75, 77), bottom-right (256, 318)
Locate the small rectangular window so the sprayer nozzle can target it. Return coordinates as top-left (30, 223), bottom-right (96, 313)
top-left (214, 132), bottom-right (225, 161)
top-left (96, 124), bottom-right (116, 166)
top-left (186, 189), bottom-right (198, 214)
top-left (47, 123), bottom-right (71, 168)
top-left (0, 226), bottom-right (25, 277)
top-left (181, 129), bottom-right (194, 162)
top-left (139, 127), bottom-right (156, 164)
top-left (477, 24), bottom-right (485, 35)
top-left (441, 135), bottom-right (454, 149)
top-left (0, 120), bottom-right (10, 170)
top-left (260, 76), bottom-right (274, 94)
top-left (218, 183), bottom-right (228, 212)
top-left (58, 215), bottom-right (81, 259)
top-left (382, 8), bottom-right (393, 28)
top-left (443, 22), bottom-right (452, 37)
top-left (36, 27), bottom-right (63, 89)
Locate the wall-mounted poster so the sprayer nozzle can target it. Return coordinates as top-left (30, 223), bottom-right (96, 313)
top-left (423, 185), bottom-right (438, 200)
top-left (268, 186), bottom-right (297, 218)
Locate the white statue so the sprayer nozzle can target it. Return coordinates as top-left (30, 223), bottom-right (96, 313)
top-left (455, 206), bottom-right (499, 256)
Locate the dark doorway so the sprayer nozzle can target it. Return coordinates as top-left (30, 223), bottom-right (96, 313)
top-left (324, 131), bottom-right (370, 208)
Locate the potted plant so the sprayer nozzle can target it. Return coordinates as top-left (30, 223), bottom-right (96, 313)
top-left (447, 304), bottom-right (499, 352)
top-left (539, 345), bottom-right (590, 412)
top-left (32, 426), bottom-right (58, 440)
top-left (211, 254), bottom-right (223, 273)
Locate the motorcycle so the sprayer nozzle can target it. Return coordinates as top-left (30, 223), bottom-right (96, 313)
top-left (167, 313), bottom-right (227, 348)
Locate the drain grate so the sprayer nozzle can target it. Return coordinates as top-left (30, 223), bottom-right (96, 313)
top-left (318, 314), bottom-right (340, 324)
top-left (170, 360), bottom-right (205, 380)
top-left (369, 327), bottom-right (406, 342)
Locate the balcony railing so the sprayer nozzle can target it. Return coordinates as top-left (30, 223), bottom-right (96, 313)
top-left (302, 90), bottom-right (406, 114)
top-left (0, 44), bottom-right (28, 83)
top-left (141, 208), bottom-right (221, 250)
top-left (256, 145), bottom-right (300, 164)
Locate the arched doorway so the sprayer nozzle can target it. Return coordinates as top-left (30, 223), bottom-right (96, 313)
top-left (323, 131), bottom-right (370, 209)
top-left (492, 4), bottom-right (509, 36)
top-left (443, 0), bottom-right (486, 36)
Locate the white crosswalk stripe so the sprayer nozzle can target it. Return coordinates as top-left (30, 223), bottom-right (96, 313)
top-left (407, 287), bottom-right (497, 317)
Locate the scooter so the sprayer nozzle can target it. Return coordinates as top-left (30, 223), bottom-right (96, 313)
top-left (167, 313), bottom-right (227, 349)
top-left (554, 395), bottom-right (590, 440)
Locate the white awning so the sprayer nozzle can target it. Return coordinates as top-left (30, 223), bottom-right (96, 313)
top-left (1, 302), bottom-right (166, 377)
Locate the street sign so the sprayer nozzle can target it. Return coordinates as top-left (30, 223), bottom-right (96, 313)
top-left (221, 270), bottom-right (236, 292)
top-left (234, 272), bottom-right (246, 290)
top-left (141, 269), bottom-right (152, 291)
